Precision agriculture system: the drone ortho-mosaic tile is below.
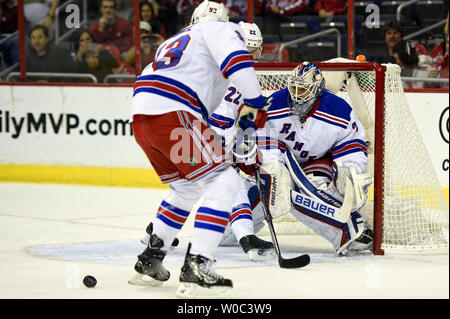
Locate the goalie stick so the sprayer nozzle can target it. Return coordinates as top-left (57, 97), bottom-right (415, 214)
top-left (254, 167), bottom-right (311, 269)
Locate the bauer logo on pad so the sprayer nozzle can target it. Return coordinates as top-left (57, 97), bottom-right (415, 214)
top-left (293, 194), bottom-right (336, 217)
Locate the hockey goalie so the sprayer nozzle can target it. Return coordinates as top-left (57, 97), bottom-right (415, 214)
top-left (229, 62), bottom-right (375, 257)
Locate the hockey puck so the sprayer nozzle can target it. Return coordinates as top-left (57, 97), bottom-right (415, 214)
top-left (83, 275), bottom-right (97, 288)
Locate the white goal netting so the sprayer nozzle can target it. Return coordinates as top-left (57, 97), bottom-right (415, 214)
top-left (255, 60), bottom-right (449, 254)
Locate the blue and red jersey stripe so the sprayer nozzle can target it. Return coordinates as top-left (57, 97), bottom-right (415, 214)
top-left (220, 50), bottom-right (254, 79)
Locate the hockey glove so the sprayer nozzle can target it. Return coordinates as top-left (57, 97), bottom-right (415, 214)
top-left (237, 97), bottom-right (272, 131)
top-left (232, 137), bottom-right (262, 176)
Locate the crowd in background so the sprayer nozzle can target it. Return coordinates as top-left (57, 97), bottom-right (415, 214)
top-left (0, 0), bottom-right (448, 87)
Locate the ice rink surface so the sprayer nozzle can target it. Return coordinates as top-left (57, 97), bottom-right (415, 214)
top-left (0, 182), bottom-right (448, 301)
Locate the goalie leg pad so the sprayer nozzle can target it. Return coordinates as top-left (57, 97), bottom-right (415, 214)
top-left (290, 189), bottom-right (364, 253)
top-left (336, 211), bottom-right (365, 256)
top-left (255, 160), bottom-right (294, 219)
top-left (291, 190), bottom-right (347, 244)
top-left (290, 206), bottom-right (343, 247)
top-left (285, 150), bottom-right (343, 208)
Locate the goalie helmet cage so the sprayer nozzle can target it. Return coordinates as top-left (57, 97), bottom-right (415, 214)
top-left (254, 61), bottom-right (449, 255)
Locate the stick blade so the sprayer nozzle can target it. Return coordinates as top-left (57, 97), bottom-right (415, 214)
top-left (279, 254), bottom-right (310, 269)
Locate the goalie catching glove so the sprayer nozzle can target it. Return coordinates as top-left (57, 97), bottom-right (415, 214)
top-left (332, 161), bottom-right (373, 211)
top-left (237, 96), bottom-right (272, 131)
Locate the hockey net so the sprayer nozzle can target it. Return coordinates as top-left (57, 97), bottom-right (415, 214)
top-left (254, 59), bottom-right (449, 255)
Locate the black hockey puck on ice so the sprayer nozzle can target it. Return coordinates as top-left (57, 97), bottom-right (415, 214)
top-left (83, 275), bottom-right (97, 288)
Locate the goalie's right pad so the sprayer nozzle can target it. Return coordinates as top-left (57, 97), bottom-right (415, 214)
top-left (257, 160), bottom-right (293, 219)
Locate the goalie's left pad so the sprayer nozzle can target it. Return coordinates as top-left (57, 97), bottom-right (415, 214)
top-left (255, 160), bottom-right (293, 219)
top-left (332, 161), bottom-right (373, 212)
top-left (284, 150), bottom-right (354, 223)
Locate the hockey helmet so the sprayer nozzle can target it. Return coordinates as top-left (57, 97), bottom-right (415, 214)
top-left (190, 1), bottom-right (229, 24)
top-left (238, 22), bottom-right (263, 59)
top-left (287, 62), bottom-right (325, 117)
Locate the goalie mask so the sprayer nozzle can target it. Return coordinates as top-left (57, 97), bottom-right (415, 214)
top-left (287, 62), bottom-right (325, 118)
top-left (238, 22), bottom-right (263, 60)
top-left (190, 1), bottom-right (229, 24)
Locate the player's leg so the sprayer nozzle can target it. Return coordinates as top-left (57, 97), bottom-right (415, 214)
top-left (220, 178), bottom-right (274, 261)
top-left (170, 111), bottom-right (239, 298)
top-left (177, 165), bottom-right (240, 298)
top-left (129, 113), bottom-right (204, 286)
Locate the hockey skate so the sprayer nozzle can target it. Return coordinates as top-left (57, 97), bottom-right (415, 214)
top-left (336, 212), bottom-right (373, 257)
top-left (140, 222), bottom-right (180, 254)
top-left (345, 228), bottom-right (373, 256)
top-left (128, 232), bottom-right (170, 287)
top-left (176, 243), bottom-right (233, 299)
top-left (239, 235), bottom-right (276, 261)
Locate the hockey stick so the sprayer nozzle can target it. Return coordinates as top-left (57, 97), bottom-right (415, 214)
top-left (254, 167), bottom-right (310, 269)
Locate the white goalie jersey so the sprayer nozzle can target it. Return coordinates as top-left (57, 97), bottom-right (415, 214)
top-left (259, 88), bottom-right (368, 176)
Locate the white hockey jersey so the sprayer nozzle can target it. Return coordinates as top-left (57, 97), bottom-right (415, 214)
top-left (207, 84), bottom-right (243, 147)
top-left (131, 20), bottom-right (265, 122)
top-left (258, 88), bottom-right (368, 175)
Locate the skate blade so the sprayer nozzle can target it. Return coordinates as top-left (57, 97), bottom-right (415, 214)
top-left (346, 241), bottom-right (373, 256)
top-left (128, 273), bottom-right (165, 287)
top-left (139, 234), bottom-right (150, 246)
top-left (176, 282), bottom-right (233, 299)
top-left (248, 248), bottom-right (276, 261)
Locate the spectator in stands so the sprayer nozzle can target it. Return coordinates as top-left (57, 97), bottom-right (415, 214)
top-left (26, 24), bottom-right (81, 81)
top-left (0, 0), bottom-right (17, 34)
top-left (155, 0), bottom-right (179, 37)
top-left (391, 39), bottom-right (435, 89)
top-left (176, 0), bottom-right (198, 28)
top-left (74, 30), bottom-right (96, 63)
top-left (123, 21), bottom-right (164, 70)
top-left (222, 0), bottom-right (263, 23)
top-left (314, 0), bottom-right (346, 19)
top-left (73, 28), bottom-right (133, 81)
top-left (435, 32), bottom-right (449, 88)
top-left (0, 0), bottom-right (19, 69)
top-left (430, 15), bottom-right (449, 70)
top-left (90, 0), bottom-right (133, 56)
top-left (392, 40), bottom-right (417, 74)
top-left (140, 0), bottom-right (167, 39)
top-left (24, 0), bottom-right (59, 31)
top-left (367, 20), bottom-right (427, 64)
top-left (79, 42), bottom-right (118, 83)
top-left (262, 0), bottom-right (308, 34)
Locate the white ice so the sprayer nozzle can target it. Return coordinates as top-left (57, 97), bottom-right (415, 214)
top-left (0, 182), bottom-right (448, 299)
